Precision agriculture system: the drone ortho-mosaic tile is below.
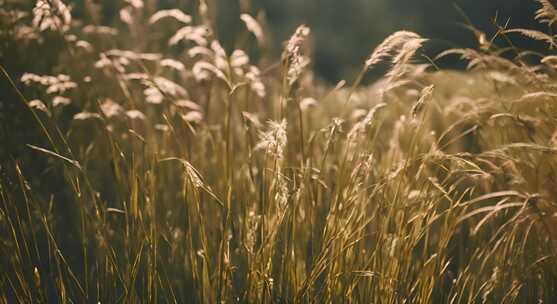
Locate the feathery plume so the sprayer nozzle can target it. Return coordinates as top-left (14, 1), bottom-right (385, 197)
top-left (181, 111), bottom-right (204, 123)
top-left (52, 96), bottom-right (71, 107)
top-left (192, 61), bottom-right (228, 83)
top-left (386, 36), bottom-right (428, 84)
top-left (74, 112), bottom-right (101, 121)
top-left (240, 14), bottom-right (265, 44)
top-left (169, 26), bottom-right (210, 46)
top-left (504, 28), bottom-right (557, 48)
top-left (21, 73), bottom-right (77, 94)
top-left (28, 99), bottom-right (49, 114)
top-left (535, 0), bottom-right (557, 26)
top-left (188, 46), bottom-right (213, 58)
top-left (83, 25), bottom-right (118, 36)
top-left (125, 0), bottom-right (144, 9)
top-left (126, 110), bottom-right (146, 120)
top-left (365, 31), bottom-right (422, 70)
top-left (255, 119), bottom-right (288, 161)
top-left (100, 99), bottom-right (124, 118)
top-left (245, 66), bottom-right (266, 98)
top-left (175, 99), bottom-right (202, 111)
top-left (284, 25), bottom-right (310, 58)
top-left (149, 9), bottom-right (191, 24)
top-left (411, 85), bottom-right (434, 119)
top-left (348, 103), bottom-right (386, 140)
top-left (282, 25), bottom-right (311, 86)
top-left (300, 97), bottom-right (318, 111)
top-left (230, 50), bottom-right (250, 68)
top-left (32, 0), bottom-right (71, 32)
top-left (160, 59), bottom-right (186, 71)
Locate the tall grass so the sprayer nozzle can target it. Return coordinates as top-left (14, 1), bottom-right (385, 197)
top-left (2, 0), bottom-right (557, 302)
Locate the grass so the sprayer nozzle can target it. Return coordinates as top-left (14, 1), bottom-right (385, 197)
top-left (1, 0), bottom-right (557, 302)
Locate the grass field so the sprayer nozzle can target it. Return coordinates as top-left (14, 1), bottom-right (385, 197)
top-left (2, 0), bottom-right (557, 303)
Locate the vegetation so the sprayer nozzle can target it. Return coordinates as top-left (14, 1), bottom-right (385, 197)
top-left (2, 0), bottom-right (557, 302)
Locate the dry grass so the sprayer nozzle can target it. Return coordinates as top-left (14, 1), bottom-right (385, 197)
top-left (1, 0), bottom-right (557, 303)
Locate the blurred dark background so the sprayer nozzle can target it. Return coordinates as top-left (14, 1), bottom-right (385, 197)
top-left (229, 0), bottom-right (547, 83)
top-left (3, 0), bottom-right (548, 84)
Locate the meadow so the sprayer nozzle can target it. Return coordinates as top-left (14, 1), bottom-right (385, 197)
top-left (1, 0), bottom-right (557, 302)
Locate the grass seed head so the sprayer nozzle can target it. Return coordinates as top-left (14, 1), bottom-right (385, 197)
top-left (365, 31), bottom-right (421, 70)
top-left (241, 13), bottom-right (265, 44)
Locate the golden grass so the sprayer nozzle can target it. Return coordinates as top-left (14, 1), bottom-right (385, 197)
top-left (1, 0), bottom-right (557, 303)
